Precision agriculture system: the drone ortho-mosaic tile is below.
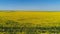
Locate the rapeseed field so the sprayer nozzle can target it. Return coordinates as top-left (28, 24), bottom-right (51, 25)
top-left (0, 11), bottom-right (60, 34)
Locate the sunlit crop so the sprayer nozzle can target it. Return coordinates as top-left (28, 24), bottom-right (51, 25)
top-left (0, 11), bottom-right (60, 34)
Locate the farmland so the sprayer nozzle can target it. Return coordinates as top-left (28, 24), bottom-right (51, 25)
top-left (0, 11), bottom-right (60, 34)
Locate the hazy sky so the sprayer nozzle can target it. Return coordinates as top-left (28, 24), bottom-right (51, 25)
top-left (0, 0), bottom-right (60, 10)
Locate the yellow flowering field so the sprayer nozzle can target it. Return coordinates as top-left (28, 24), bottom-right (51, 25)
top-left (0, 11), bottom-right (60, 34)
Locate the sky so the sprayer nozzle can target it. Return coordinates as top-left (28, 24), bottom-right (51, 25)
top-left (0, 0), bottom-right (60, 11)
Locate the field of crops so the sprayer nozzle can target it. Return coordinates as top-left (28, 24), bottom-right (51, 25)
top-left (0, 11), bottom-right (60, 34)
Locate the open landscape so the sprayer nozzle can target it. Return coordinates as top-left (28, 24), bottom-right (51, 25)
top-left (0, 0), bottom-right (60, 34)
top-left (0, 11), bottom-right (59, 34)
